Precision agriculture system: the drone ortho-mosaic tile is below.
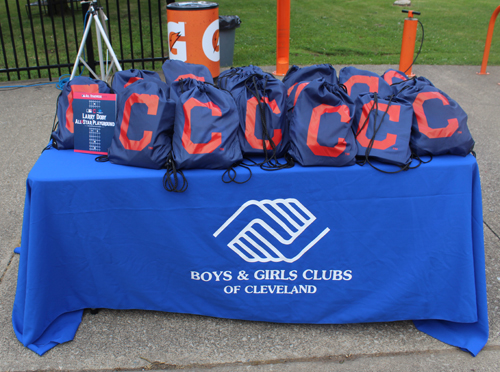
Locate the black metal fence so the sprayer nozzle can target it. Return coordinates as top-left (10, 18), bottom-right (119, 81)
top-left (0, 0), bottom-right (167, 81)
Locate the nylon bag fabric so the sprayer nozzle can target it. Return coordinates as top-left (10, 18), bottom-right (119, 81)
top-left (232, 73), bottom-right (289, 157)
top-left (111, 69), bottom-right (163, 95)
top-left (217, 65), bottom-right (264, 91)
top-left (169, 78), bottom-right (201, 105)
top-left (382, 68), bottom-right (409, 86)
top-left (287, 78), bottom-right (357, 167)
top-left (283, 64), bottom-right (338, 113)
top-left (172, 80), bottom-right (242, 169)
top-left (353, 92), bottom-right (413, 166)
top-left (162, 59), bottom-right (214, 86)
top-left (339, 66), bottom-right (393, 100)
top-left (283, 64), bottom-right (338, 93)
top-left (51, 76), bottom-right (111, 150)
top-left (396, 77), bottom-right (474, 156)
top-left (107, 80), bottom-right (175, 169)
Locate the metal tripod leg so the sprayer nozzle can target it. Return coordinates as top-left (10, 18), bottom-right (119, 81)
top-left (99, 8), bottom-right (117, 77)
top-left (69, 13), bottom-right (94, 80)
top-left (69, 8), bottom-right (122, 82)
top-left (93, 11), bottom-right (122, 81)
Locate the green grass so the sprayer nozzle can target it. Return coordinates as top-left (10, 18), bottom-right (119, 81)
top-left (1, 0), bottom-right (499, 81)
top-left (223, 0), bottom-right (500, 67)
top-left (0, 0), bottom-right (167, 81)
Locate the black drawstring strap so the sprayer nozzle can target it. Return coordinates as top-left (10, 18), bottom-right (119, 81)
top-left (338, 83), bottom-right (348, 94)
top-left (260, 152), bottom-right (295, 171)
top-left (410, 153), bottom-right (433, 169)
top-left (355, 92), bottom-right (412, 174)
top-left (179, 78), bottom-right (187, 94)
top-left (392, 80), bottom-right (413, 96)
top-left (222, 163), bottom-right (253, 184)
top-left (353, 98), bottom-right (377, 167)
top-left (163, 154), bottom-right (188, 193)
top-left (241, 156), bottom-right (259, 167)
top-left (242, 153), bottom-right (294, 172)
top-left (42, 144), bottom-right (52, 153)
top-left (243, 74), bottom-right (293, 171)
top-left (217, 67), bottom-right (244, 90)
top-left (403, 19), bottom-right (425, 75)
top-left (95, 155), bottom-right (109, 162)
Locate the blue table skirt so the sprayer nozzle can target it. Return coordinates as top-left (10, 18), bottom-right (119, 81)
top-left (13, 150), bottom-right (488, 356)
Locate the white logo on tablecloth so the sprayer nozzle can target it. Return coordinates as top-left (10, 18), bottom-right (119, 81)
top-left (214, 198), bottom-right (330, 263)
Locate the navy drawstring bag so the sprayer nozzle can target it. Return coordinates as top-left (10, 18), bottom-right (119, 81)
top-left (339, 66), bottom-right (393, 100)
top-left (353, 92), bottom-right (413, 169)
top-left (235, 73), bottom-right (289, 160)
top-left (217, 65), bottom-right (265, 91)
top-left (287, 78), bottom-right (357, 167)
top-left (217, 69), bottom-right (292, 170)
top-left (396, 77), bottom-right (474, 156)
top-left (382, 69), bottom-right (409, 86)
top-left (50, 76), bottom-right (111, 150)
top-left (162, 59), bottom-right (214, 86)
top-left (107, 80), bottom-right (175, 169)
top-left (283, 64), bottom-right (338, 111)
top-left (169, 78), bottom-right (200, 105)
top-left (111, 69), bottom-right (163, 95)
top-left (171, 80), bottom-right (242, 170)
top-left (283, 64), bottom-right (338, 91)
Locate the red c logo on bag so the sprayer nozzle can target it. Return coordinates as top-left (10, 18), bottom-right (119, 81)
top-left (413, 92), bottom-right (459, 138)
top-left (357, 102), bottom-right (399, 150)
top-left (245, 97), bottom-right (282, 150)
top-left (66, 84), bottom-right (100, 133)
top-left (119, 93), bottom-right (158, 151)
top-left (383, 71), bottom-right (407, 85)
top-left (175, 74), bottom-right (206, 82)
top-left (287, 82), bottom-right (309, 108)
top-left (124, 77), bottom-right (143, 89)
top-left (182, 97), bottom-right (222, 154)
top-left (343, 75), bottom-right (379, 96)
top-left (286, 83), bottom-right (296, 97)
top-left (307, 104), bottom-right (350, 157)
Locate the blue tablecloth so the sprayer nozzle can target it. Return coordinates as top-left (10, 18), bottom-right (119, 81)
top-left (13, 150), bottom-right (488, 356)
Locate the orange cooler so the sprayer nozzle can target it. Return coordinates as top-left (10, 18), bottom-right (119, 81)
top-left (167, 2), bottom-right (220, 78)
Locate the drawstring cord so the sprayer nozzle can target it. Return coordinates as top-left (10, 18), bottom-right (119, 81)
top-left (243, 74), bottom-right (294, 171)
top-left (354, 88), bottom-right (416, 174)
top-left (222, 162), bottom-right (252, 184)
top-left (163, 154), bottom-right (188, 193)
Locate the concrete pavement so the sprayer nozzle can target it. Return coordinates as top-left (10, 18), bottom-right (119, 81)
top-left (0, 64), bottom-right (499, 371)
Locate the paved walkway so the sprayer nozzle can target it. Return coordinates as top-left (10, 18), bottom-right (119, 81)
top-left (0, 65), bottom-right (499, 371)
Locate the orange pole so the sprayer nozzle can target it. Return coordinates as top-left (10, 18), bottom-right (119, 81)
top-left (399, 14), bottom-right (418, 77)
top-left (477, 5), bottom-right (500, 75)
top-left (274, 0), bottom-right (290, 76)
